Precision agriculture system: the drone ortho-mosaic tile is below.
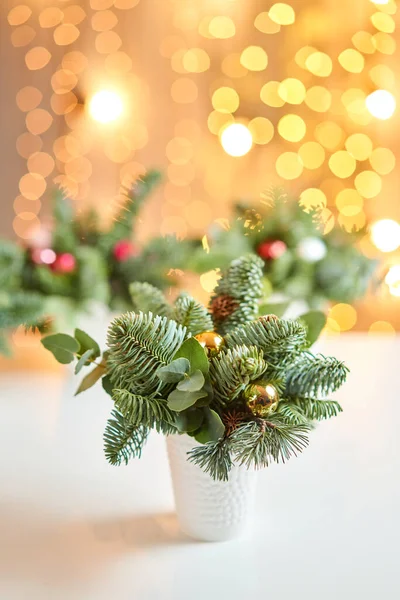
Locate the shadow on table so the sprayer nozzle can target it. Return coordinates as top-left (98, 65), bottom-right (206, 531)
top-left (0, 502), bottom-right (189, 585)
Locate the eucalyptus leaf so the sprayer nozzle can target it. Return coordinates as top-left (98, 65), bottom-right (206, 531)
top-left (75, 363), bottom-right (106, 396)
top-left (156, 357), bottom-right (190, 382)
top-left (194, 408), bottom-right (225, 444)
top-left (167, 388), bottom-right (208, 412)
top-left (174, 337), bottom-right (209, 375)
top-left (177, 369), bottom-right (205, 392)
top-left (300, 310), bottom-right (327, 346)
top-left (41, 333), bottom-right (79, 364)
top-left (74, 328), bottom-right (100, 359)
top-left (258, 302), bottom-right (290, 318)
top-left (174, 408), bottom-right (204, 433)
top-left (75, 348), bottom-right (94, 374)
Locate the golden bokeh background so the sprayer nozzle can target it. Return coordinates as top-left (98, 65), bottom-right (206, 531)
top-left (1, 0), bottom-right (400, 335)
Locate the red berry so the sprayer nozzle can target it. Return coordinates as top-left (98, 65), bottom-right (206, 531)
top-left (53, 253), bottom-right (76, 273)
top-left (257, 239), bottom-right (287, 260)
top-left (113, 240), bottom-right (138, 262)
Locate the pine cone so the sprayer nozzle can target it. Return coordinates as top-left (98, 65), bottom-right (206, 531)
top-left (210, 294), bottom-right (239, 324)
top-left (222, 410), bottom-right (247, 437)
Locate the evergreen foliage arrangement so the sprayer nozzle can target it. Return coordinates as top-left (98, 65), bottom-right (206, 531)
top-left (42, 254), bottom-right (349, 481)
top-left (191, 188), bottom-right (378, 315)
top-left (0, 171), bottom-right (194, 351)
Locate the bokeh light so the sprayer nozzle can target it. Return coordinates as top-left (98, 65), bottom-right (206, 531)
top-left (278, 79), bottom-right (306, 104)
top-left (329, 304), bottom-right (357, 331)
top-left (354, 171), bottom-right (382, 198)
top-left (328, 151), bottom-right (356, 178)
top-left (240, 46), bottom-right (268, 71)
top-left (278, 114), bottom-right (306, 142)
top-left (212, 87), bottom-right (239, 113)
top-left (369, 147), bottom-right (396, 174)
top-left (276, 152), bottom-right (303, 180)
top-left (385, 266), bottom-right (400, 297)
top-left (88, 90), bottom-right (123, 123)
top-left (366, 90), bottom-right (396, 119)
top-left (298, 142), bottom-right (325, 170)
top-left (269, 3), bottom-right (296, 25)
top-left (371, 219), bottom-right (400, 252)
top-left (220, 123), bottom-right (253, 157)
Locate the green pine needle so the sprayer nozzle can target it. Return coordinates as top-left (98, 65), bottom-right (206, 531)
top-left (129, 282), bottom-right (172, 317)
top-left (210, 345), bottom-right (267, 407)
top-left (107, 311), bottom-right (187, 396)
top-left (173, 292), bottom-right (213, 336)
top-left (104, 409), bottom-right (149, 466)
top-left (187, 438), bottom-right (233, 482)
top-left (225, 317), bottom-right (307, 367)
top-left (285, 353), bottom-right (349, 397)
top-left (112, 389), bottom-right (175, 429)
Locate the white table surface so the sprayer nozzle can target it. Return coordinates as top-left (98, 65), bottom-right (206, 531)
top-left (0, 334), bottom-right (399, 600)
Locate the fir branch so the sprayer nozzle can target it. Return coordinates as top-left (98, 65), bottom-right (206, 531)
top-left (129, 282), bottom-right (172, 318)
top-left (112, 389), bottom-right (175, 428)
top-left (107, 312), bottom-right (187, 396)
top-left (230, 419), bottom-right (310, 468)
top-left (187, 438), bottom-right (233, 482)
top-left (280, 397), bottom-right (343, 421)
top-left (210, 345), bottom-right (267, 408)
top-left (225, 317), bottom-right (307, 367)
top-left (285, 353), bottom-right (349, 398)
top-left (0, 291), bottom-right (44, 330)
top-left (209, 254), bottom-right (264, 334)
top-left (173, 292), bottom-right (213, 336)
top-left (275, 401), bottom-right (310, 426)
top-left (0, 239), bottom-right (24, 289)
top-left (104, 409), bottom-right (149, 466)
top-left (107, 171), bottom-right (162, 244)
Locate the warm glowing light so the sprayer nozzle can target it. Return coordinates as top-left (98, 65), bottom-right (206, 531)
top-left (254, 12), bottom-right (280, 34)
top-left (329, 304), bottom-right (357, 331)
top-left (278, 78), bottom-right (306, 104)
top-left (328, 151), bottom-right (356, 178)
top-left (300, 188), bottom-right (327, 210)
top-left (269, 3), bottom-right (296, 25)
top-left (240, 46), bottom-right (268, 71)
top-left (212, 87), bottom-right (239, 113)
top-left (371, 220), bottom-right (400, 252)
top-left (298, 142), bottom-right (325, 170)
top-left (355, 171), bottom-right (382, 198)
top-left (365, 90), bottom-right (396, 119)
top-left (220, 123), bottom-right (253, 157)
top-left (338, 49), bottom-right (365, 73)
top-left (248, 117), bottom-right (274, 145)
top-left (88, 90), bottom-right (123, 123)
top-left (260, 81), bottom-right (285, 107)
top-left (370, 1), bottom-right (390, 5)
top-left (385, 266), bottom-right (400, 297)
top-left (314, 121), bottom-right (344, 150)
top-left (370, 147), bottom-right (396, 175)
top-left (276, 152), bottom-right (303, 180)
top-left (335, 189), bottom-right (363, 217)
top-left (208, 16), bottom-right (236, 39)
top-left (368, 321), bottom-right (395, 336)
top-left (278, 114), bottom-right (306, 142)
top-left (305, 86), bottom-right (331, 112)
top-left (345, 133), bottom-right (373, 161)
top-left (305, 52), bottom-right (332, 77)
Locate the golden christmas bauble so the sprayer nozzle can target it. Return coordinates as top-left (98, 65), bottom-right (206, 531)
top-left (194, 331), bottom-right (224, 356)
top-left (244, 381), bottom-right (279, 417)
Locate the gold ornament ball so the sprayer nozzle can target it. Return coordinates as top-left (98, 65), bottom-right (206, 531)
top-left (194, 331), bottom-right (224, 356)
top-left (244, 381), bottom-right (279, 417)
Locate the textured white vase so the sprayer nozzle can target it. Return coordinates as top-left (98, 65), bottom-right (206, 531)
top-left (166, 434), bottom-right (257, 542)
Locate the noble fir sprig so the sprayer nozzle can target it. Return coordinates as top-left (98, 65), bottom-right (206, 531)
top-left (41, 254), bottom-right (348, 481)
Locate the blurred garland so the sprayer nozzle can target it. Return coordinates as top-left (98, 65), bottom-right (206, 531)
top-left (0, 171), bottom-right (194, 351)
top-left (191, 188), bottom-right (378, 315)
